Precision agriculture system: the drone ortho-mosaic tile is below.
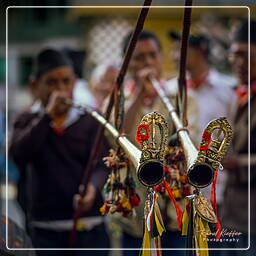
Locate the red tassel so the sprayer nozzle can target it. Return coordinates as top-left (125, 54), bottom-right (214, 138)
top-left (154, 182), bottom-right (166, 194)
top-left (130, 194), bottom-right (140, 207)
top-left (202, 130), bottom-right (212, 142)
top-left (198, 130), bottom-right (212, 151)
top-left (135, 124), bottom-right (150, 144)
top-left (216, 221), bottom-right (221, 239)
top-left (210, 168), bottom-right (221, 239)
top-left (154, 184), bottom-right (162, 192)
top-left (163, 180), bottom-right (183, 230)
top-left (199, 128), bottom-right (222, 237)
top-left (199, 128), bottom-right (222, 238)
top-left (117, 202), bottom-right (123, 212)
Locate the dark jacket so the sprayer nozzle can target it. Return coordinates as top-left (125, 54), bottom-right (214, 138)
top-left (222, 94), bottom-right (256, 235)
top-left (9, 110), bottom-right (109, 221)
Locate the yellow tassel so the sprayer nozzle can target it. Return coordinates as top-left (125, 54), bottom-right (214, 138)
top-left (182, 205), bottom-right (189, 236)
top-left (154, 207), bottom-right (165, 237)
top-left (198, 217), bottom-right (209, 256)
top-left (202, 219), bottom-right (211, 234)
top-left (153, 194), bottom-right (165, 237)
top-left (142, 220), bottom-right (151, 256)
top-left (172, 186), bottom-right (182, 199)
top-left (120, 196), bottom-right (132, 211)
top-left (99, 203), bottom-right (108, 215)
top-left (194, 214), bottom-right (209, 256)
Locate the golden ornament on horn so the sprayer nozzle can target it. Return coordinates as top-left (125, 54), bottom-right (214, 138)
top-left (136, 111), bottom-right (169, 187)
top-left (188, 117), bottom-right (233, 188)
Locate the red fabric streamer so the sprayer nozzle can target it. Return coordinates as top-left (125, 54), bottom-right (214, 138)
top-left (135, 124), bottom-right (150, 144)
top-left (163, 180), bottom-right (183, 230)
top-left (210, 169), bottom-right (218, 216)
top-left (198, 130), bottom-right (212, 151)
top-left (199, 129), bottom-right (221, 237)
top-left (210, 168), bottom-right (221, 239)
top-left (235, 83), bottom-right (256, 106)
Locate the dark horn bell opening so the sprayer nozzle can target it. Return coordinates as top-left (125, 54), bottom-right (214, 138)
top-left (187, 162), bottom-right (214, 188)
top-left (137, 160), bottom-right (164, 187)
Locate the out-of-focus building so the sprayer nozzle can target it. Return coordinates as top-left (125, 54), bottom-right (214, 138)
top-left (1, 0), bottom-right (255, 120)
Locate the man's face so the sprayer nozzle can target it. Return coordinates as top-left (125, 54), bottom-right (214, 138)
top-left (229, 42), bottom-right (256, 84)
top-left (170, 40), bottom-right (204, 72)
top-left (35, 66), bottom-right (76, 107)
top-left (99, 66), bottom-right (118, 95)
top-left (186, 47), bottom-right (204, 71)
top-left (129, 38), bottom-right (162, 79)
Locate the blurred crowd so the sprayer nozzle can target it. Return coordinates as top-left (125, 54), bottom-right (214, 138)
top-left (0, 17), bottom-right (255, 256)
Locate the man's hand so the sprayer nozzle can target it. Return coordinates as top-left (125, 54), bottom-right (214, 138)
top-left (73, 183), bottom-right (97, 213)
top-left (136, 67), bottom-right (158, 96)
top-left (46, 91), bottom-right (71, 119)
top-left (222, 154), bottom-right (239, 171)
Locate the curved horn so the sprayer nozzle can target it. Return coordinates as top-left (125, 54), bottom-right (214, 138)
top-left (150, 78), bottom-right (232, 188)
top-left (187, 117), bottom-right (233, 188)
top-left (136, 112), bottom-right (169, 186)
top-left (89, 110), bottom-right (168, 187)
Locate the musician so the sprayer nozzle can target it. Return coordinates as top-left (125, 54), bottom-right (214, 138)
top-left (89, 63), bottom-right (119, 110)
top-left (9, 49), bottom-right (110, 255)
top-left (124, 30), bottom-right (198, 143)
top-left (123, 30), bottom-right (164, 135)
top-left (109, 30), bottom-right (189, 256)
top-left (220, 20), bottom-right (256, 255)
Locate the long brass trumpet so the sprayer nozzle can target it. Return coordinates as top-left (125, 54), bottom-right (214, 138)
top-left (90, 110), bottom-right (167, 187)
top-left (150, 78), bottom-right (232, 188)
top-left (66, 100), bottom-right (165, 187)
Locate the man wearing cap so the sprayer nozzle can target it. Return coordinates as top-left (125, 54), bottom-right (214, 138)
top-left (9, 49), bottom-right (110, 255)
top-left (220, 20), bottom-right (256, 255)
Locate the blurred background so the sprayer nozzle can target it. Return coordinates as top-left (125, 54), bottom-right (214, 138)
top-left (0, 1), bottom-right (254, 122)
top-left (0, 0), bottom-right (254, 240)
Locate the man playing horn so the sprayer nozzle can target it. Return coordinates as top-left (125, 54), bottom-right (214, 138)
top-left (9, 48), bottom-right (110, 255)
top-left (109, 30), bottom-right (195, 256)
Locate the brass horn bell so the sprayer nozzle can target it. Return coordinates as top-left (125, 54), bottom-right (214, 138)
top-left (88, 109), bottom-right (168, 187)
top-left (136, 112), bottom-right (168, 187)
top-left (187, 117), bottom-right (233, 188)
